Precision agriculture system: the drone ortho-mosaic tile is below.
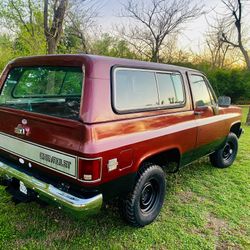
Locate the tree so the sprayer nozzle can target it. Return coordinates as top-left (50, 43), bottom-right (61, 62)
top-left (0, 0), bottom-right (99, 54)
top-left (0, 35), bottom-right (16, 72)
top-left (118, 0), bottom-right (203, 62)
top-left (206, 18), bottom-right (231, 68)
top-left (62, 0), bottom-right (100, 53)
top-left (220, 0), bottom-right (250, 70)
top-left (203, 16), bottom-right (243, 69)
top-left (91, 33), bottom-right (138, 59)
top-left (43, 0), bottom-right (69, 54)
top-left (0, 0), bottom-right (46, 55)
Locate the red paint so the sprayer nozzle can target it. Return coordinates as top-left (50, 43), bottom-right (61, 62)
top-left (0, 55), bottom-right (242, 189)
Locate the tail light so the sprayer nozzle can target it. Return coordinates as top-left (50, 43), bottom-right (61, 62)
top-left (78, 158), bottom-right (102, 182)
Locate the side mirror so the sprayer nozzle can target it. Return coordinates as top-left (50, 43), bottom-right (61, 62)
top-left (218, 96), bottom-right (231, 107)
top-left (195, 100), bottom-right (209, 111)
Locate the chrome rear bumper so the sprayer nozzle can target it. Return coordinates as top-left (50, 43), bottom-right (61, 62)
top-left (0, 161), bottom-right (103, 215)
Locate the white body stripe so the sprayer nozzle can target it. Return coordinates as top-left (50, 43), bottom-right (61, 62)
top-left (0, 133), bottom-right (77, 177)
top-left (91, 113), bottom-right (239, 152)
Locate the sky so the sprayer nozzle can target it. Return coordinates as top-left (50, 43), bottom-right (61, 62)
top-left (94, 0), bottom-right (227, 52)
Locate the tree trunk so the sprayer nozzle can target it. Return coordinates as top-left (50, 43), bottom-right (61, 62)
top-left (246, 106), bottom-right (250, 126)
top-left (47, 38), bottom-right (57, 54)
top-left (240, 46), bottom-right (250, 70)
top-left (44, 0), bottom-right (68, 54)
top-left (151, 48), bottom-right (159, 62)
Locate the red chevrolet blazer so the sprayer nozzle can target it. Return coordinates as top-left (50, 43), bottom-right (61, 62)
top-left (0, 55), bottom-right (242, 226)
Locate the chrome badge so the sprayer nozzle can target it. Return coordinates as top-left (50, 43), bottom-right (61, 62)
top-left (14, 124), bottom-right (26, 135)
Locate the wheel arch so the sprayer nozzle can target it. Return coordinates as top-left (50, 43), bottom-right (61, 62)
top-left (136, 147), bottom-right (182, 173)
top-left (230, 122), bottom-right (242, 138)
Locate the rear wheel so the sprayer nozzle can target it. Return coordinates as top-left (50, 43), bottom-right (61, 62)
top-left (120, 163), bottom-right (166, 227)
top-left (210, 132), bottom-right (238, 168)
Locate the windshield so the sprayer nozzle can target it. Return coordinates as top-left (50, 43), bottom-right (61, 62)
top-left (0, 66), bottom-right (83, 120)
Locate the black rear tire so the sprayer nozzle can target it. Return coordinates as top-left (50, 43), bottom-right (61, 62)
top-left (210, 132), bottom-right (238, 168)
top-left (120, 163), bottom-right (166, 227)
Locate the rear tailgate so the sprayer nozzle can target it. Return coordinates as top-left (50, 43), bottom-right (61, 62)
top-left (0, 57), bottom-right (87, 179)
top-left (0, 109), bottom-right (83, 177)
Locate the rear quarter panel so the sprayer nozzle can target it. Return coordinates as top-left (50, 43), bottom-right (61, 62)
top-left (80, 65), bottom-right (198, 186)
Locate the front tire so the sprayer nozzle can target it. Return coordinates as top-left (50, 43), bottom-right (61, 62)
top-left (210, 132), bottom-right (238, 168)
top-left (120, 163), bottom-right (166, 227)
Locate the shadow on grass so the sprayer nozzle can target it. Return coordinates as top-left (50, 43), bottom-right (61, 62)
top-left (13, 157), bottom-right (213, 228)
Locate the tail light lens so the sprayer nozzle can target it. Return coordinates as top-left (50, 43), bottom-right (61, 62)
top-left (78, 158), bottom-right (102, 181)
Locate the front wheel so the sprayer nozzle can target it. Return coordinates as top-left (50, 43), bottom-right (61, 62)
top-left (210, 132), bottom-right (238, 168)
top-left (120, 163), bottom-right (166, 227)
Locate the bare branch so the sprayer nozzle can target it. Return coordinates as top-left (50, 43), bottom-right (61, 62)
top-left (10, 0), bottom-right (31, 35)
top-left (221, 33), bottom-right (240, 47)
top-left (118, 0), bottom-right (203, 62)
top-left (220, 0), bottom-right (250, 69)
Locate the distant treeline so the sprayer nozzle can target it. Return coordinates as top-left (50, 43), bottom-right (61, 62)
top-left (206, 68), bottom-right (250, 105)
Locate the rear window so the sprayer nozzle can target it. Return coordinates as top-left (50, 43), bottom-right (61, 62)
top-left (0, 66), bottom-right (83, 120)
top-left (113, 68), bottom-right (185, 112)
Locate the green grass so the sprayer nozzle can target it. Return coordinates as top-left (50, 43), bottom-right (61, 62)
top-left (0, 108), bottom-right (250, 250)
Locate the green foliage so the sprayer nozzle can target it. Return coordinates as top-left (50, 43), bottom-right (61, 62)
top-left (206, 69), bottom-right (250, 104)
top-left (0, 0), bottom-right (46, 56)
top-left (14, 12), bottom-right (46, 55)
top-left (57, 25), bottom-right (85, 54)
top-left (92, 33), bottom-right (138, 59)
top-left (0, 35), bottom-right (15, 72)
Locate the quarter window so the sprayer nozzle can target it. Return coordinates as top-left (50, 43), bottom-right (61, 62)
top-left (157, 73), bottom-right (184, 106)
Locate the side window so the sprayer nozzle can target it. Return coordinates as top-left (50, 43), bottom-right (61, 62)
top-left (190, 75), bottom-right (212, 107)
top-left (156, 73), bottom-right (184, 106)
top-left (114, 69), bottom-right (158, 111)
top-left (113, 68), bottom-right (186, 112)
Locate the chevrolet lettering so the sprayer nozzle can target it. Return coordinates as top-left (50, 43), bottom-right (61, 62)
top-left (0, 55), bottom-right (243, 227)
top-left (39, 153), bottom-right (71, 169)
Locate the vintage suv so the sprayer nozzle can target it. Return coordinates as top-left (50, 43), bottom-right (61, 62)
top-left (0, 55), bottom-right (243, 227)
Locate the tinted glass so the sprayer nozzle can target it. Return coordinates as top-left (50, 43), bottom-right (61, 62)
top-left (157, 73), bottom-right (184, 105)
top-left (115, 69), bottom-right (158, 110)
top-left (0, 66), bottom-right (83, 120)
top-left (12, 67), bottom-right (82, 97)
top-left (190, 75), bottom-right (212, 107)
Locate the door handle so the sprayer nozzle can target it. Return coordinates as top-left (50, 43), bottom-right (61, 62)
top-left (194, 111), bottom-right (204, 115)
